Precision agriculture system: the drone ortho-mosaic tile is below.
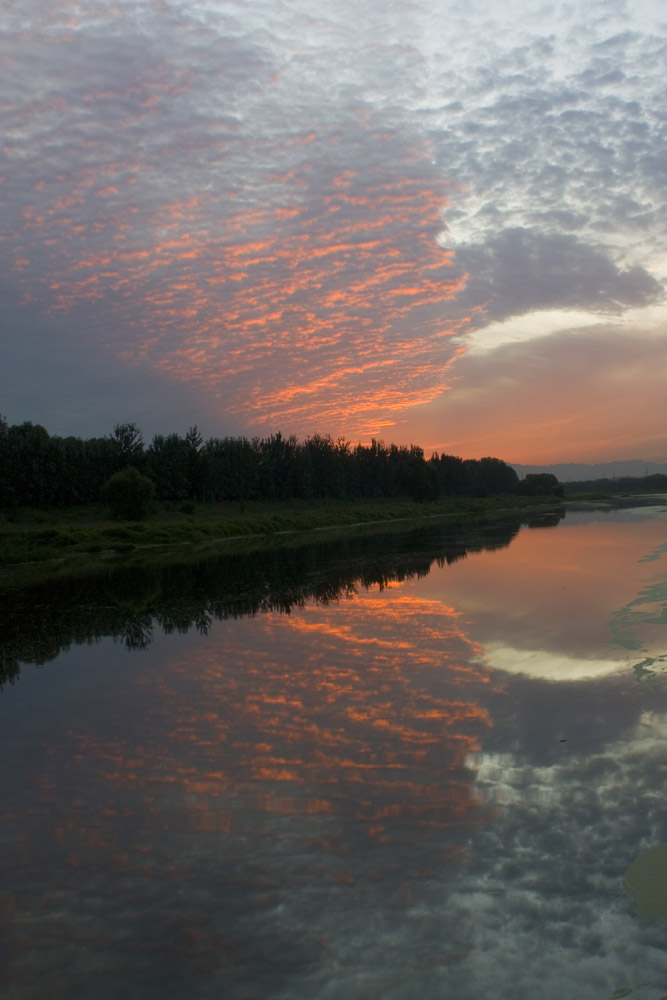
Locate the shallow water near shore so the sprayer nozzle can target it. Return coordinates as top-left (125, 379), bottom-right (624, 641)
top-left (2, 500), bottom-right (667, 999)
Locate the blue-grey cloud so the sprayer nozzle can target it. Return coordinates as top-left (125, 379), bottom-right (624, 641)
top-left (453, 228), bottom-right (663, 326)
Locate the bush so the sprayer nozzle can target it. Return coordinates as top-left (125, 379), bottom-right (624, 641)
top-left (100, 467), bottom-right (156, 520)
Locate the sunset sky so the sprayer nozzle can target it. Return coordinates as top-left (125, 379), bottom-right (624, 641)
top-left (2, 0), bottom-right (666, 463)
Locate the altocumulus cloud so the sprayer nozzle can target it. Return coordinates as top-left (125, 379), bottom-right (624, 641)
top-left (1, 0), bottom-right (666, 448)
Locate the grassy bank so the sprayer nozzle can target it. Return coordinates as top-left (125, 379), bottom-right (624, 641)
top-left (0, 494), bottom-right (561, 591)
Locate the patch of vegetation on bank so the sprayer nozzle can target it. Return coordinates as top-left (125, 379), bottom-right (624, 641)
top-left (0, 494), bottom-right (561, 591)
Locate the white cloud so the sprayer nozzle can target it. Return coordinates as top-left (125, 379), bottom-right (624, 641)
top-left (481, 641), bottom-right (631, 680)
top-left (456, 308), bottom-right (602, 355)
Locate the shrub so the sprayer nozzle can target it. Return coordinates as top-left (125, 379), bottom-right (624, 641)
top-left (100, 466), bottom-right (156, 520)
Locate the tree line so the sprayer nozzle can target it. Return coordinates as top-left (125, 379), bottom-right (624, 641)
top-left (0, 416), bottom-right (562, 511)
top-left (565, 473), bottom-right (667, 494)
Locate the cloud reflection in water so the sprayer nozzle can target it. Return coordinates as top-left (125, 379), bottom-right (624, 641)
top-left (3, 507), bottom-right (667, 997)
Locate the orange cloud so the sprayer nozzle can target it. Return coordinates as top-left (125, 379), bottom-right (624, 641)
top-left (6, 122), bottom-right (466, 439)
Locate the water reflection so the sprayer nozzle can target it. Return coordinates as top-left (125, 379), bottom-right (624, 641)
top-left (1, 583), bottom-right (501, 997)
top-left (464, 704), bottom-right (667, 999)
top-left (1, 515), bottom-right (528, 684)
top-left (418, 508), bottom-right (667, 681)
top-left (2, 502), bottom-right (667, 999)
top-left (624, 844), bottom-right (667, 921)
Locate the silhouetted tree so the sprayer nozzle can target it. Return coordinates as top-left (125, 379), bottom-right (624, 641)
top-left (429, 453), bottom-right (468, 496)
top-left (520, 472), bottom-right (564, 497)
top-left (100, 466), bottom-right (156, 519)
top-left (146, 434), bottom-right (191, 501)
top-left (463, 457), bottom-right (519, 496)
top-left (112, 423), bottom-right (144, 466)
top-left (185, 425), bottom-right (203, 450)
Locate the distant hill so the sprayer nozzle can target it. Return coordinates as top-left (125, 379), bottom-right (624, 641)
top-left (511, 460), bottom-right (667, 483)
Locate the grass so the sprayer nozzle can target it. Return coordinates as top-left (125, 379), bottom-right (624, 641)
top-left (0, 494), bottom-right (562, 591)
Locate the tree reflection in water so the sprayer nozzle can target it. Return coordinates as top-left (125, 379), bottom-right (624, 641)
top-left (1, 515), bottom-right (531, 683)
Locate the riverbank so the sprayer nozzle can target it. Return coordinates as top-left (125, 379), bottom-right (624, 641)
top-left (0, 494), bottom-right (564, 591)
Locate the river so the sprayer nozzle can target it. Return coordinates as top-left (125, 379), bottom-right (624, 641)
top-left (2, 500), bottom-right (667, 999)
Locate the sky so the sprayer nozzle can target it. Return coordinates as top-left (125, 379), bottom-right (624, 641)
top-left (2, 0), bottom-right (667, 464)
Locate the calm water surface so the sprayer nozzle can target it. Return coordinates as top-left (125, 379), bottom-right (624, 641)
top-left (2, 502), bottom-right (667, 999)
